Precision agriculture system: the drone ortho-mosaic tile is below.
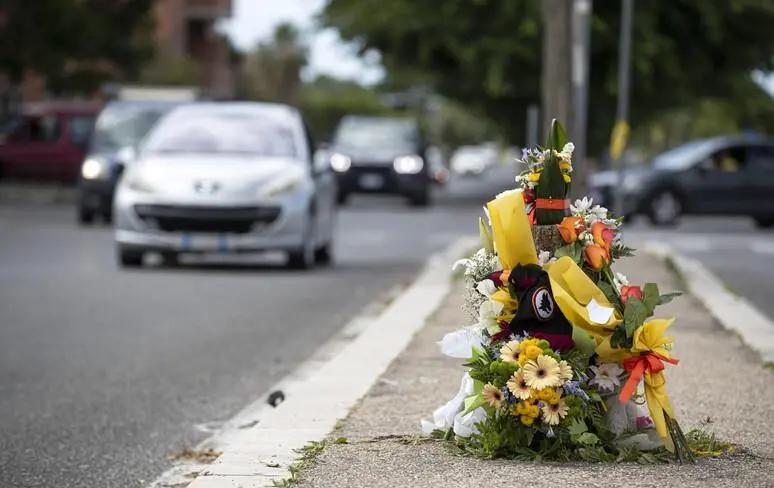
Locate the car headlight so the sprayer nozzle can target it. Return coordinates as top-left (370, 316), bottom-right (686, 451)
top-left (330, 153), bottom-right (351, 172)
top-left (81, 157), bottom-right (106, 180)
top-left (124, 171), bottom-right (156, 193)
top-left (393, 155), bottom-right (424, 174)
top-left (260, 167), bottom-right (305, 198)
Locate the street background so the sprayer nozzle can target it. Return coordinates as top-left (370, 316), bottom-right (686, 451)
top-left (1, 1), bottom-right (773, 487)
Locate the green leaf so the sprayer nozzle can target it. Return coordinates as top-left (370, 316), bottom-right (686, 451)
top-left (659, 292), bottom-right (682, 305)
top-left (548, 119), bottom-right (569, 151)
top-left (642, 283), bottom-right (660, 314)
top-left (577, 432), bottom-right (600, 445)
top-left (623, 298), bottom-right (648, 338)
top-left (571, 326), bottom-right (597, 355)
top-left (597, 280), bottom-right (622, 311)
top-left (554, 243), bottom-right (582, 264)
top-left (567, 418), bottom-right (588, 437)
top-left (479, 217), bottom-right (494, 253)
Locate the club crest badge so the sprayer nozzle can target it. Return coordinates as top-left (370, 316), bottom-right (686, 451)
top-left (531, 286), bottom-right (555, 321)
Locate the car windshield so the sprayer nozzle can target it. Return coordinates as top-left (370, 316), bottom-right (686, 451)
top-left (143, 109), bottom-right (297, 157)
top-left (652, 139), bottom-right (721, 170)
top-left (91, 105), bottom-right (169, 152)
top-left (334, 118), bottom-right (418, 151)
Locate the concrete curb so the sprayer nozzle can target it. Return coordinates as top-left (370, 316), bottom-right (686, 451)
top-left (645, 241), bottom-right (774, 364)
top-left (151, 236), bottom-right (477, 488)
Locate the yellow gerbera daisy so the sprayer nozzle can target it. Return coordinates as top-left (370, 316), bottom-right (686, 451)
top-left (522, 355), bottom-right (562, 390)
top-left (481, 383), bottom-right (504, 409)
top-left (541, 398), bottom-right (569, 425)
top-left (558, 360), bottom-right (573, 382)
top-left (499, 340), bottom-right (520, 363)
top-left (507, 370), bottom-right (532, 400)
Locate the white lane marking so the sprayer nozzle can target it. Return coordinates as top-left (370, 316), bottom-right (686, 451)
top-left (646, 241), bottom-right (774, 364)
top-left (148, 236), bottom-right (477, 488)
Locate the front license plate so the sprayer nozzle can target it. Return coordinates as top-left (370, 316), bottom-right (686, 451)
top-left (358, 173), bottom-right (384, 190)
top-left (180, 233), bottom-right (229, 252)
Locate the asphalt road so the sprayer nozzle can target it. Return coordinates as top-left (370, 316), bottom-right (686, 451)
top-left (0, 168), bottom-right (513, 488)
top-left (2, 168), bottom-right (773, 488)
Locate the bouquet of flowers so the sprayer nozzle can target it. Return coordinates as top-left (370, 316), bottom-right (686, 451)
top-left (422, 120), bottom-right (694, 462)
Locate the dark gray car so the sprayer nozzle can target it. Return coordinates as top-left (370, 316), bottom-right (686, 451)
top-left (77, 100), bottom-right (179, 224)
top-left (588, 135), bottom-right (774, 227)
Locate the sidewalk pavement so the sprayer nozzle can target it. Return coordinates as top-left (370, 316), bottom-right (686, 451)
top-left (293, 252), bottom-right (774, 488)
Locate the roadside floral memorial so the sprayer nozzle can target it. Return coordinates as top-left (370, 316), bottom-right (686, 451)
top-left (421, 120), bottom-right (697, 462)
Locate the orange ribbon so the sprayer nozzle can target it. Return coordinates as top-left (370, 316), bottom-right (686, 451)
top-left (618, 352), bottom-right (679, 403)
top-left (535, 198), bottom-right (569, 210)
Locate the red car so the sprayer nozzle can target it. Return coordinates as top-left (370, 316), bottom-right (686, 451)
top-left (0, 101), bottom-right (102, 183)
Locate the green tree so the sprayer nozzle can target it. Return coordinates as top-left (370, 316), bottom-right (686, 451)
top-left (322, 0), bottom-right (774, 154)
top-left (0, 0), bottom-right (155, 94)
top-left (239, 23), bottom-right (307, 105)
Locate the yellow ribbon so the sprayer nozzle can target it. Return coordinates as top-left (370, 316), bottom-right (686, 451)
top-left (486, 190), bottom-right (537, 270)
top-left (629, 318), bottom-right (677, 451)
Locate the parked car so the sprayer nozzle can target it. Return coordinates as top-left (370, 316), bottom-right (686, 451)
top-left (450, 145), bottom-right (497, 176)
top-left (328, 116), bottom-right (431, 206)
top-left (588, 135), bottom-right (774, 227)
top-left (113, 102), bottom-right (337, 269)
top-left (0, 101), bottom-right (101, 182)
top-left (77, 100), bottom-right (180, 224)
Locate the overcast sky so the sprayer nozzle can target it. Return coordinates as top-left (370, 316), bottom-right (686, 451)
top-left (221, 0), bottom-right (384, 85)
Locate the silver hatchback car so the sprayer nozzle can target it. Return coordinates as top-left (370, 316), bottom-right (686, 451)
top-left (113, 102), bottom-right (337, 269)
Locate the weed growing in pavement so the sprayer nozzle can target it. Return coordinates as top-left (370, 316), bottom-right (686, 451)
top-left (272, 441), bottom-right (327, 487)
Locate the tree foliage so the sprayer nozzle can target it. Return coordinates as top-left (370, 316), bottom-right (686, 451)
top-left (0, 0), bottom-right (155, 94)
top-left (321, 0), bottom-right (774, 154)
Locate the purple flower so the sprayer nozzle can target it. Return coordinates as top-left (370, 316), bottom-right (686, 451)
top-left (546, 426), bottom-right (555, 438)
top-left (563, 380), bottom-right (590, 402)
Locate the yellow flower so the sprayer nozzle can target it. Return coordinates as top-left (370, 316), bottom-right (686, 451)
top-left (520, 415), bottom-right (535, 426)
top-left (541, 398), bottom-right (569, 425)
top-left (563, 174), bottom-right (571, 183)
top-left (518, 338), bottom-right (539, 353)
top-left (529, 404), bottom-right (540, 418)
top-left (527, 172), bottom-right (541, 183)
top-left (559, 161), bottom-right (572, 172)
top-left (518, 353), bottom-right (529, 366)
top-left (558, 360), bottom-right (573, 382)
top-left (525, 344), bottom-right (543, 360)
top-left (507, 370), bottom-right (532, 400)
top-left (522, 355), bottom-right (562, 390)
top-left (481, 383), bottom-right (504, 409)
top-left (499, 340), bottom-right (520, 363)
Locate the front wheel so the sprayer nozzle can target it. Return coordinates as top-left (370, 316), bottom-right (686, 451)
top-left (647, 190), bottom-right (681, 227)
top-left (78, 206), bottom-right (95, 225)
top-left (118, 247), bottom-right (144, 267)
top-left (287, 218), bottom-right (316, 270)
top-left (408, 186), bottom-right (431, 207)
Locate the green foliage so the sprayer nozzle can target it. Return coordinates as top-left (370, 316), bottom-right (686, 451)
top-left (322, 0), bottom-right (774, 153)
top-left (0, 0), bottom-right (155, 94)
top-left (554, 242), bottom-right (583, 265)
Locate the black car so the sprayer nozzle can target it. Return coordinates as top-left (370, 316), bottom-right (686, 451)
top-left (327, 116), bottom-right (431, 206)
top-left (588, 136), bottom-right (774, 227)
top-left (77, 100), bottom-right (179, 224)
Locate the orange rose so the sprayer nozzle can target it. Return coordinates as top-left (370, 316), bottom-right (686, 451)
top-left (557, 216), bottom-right (584, 243)
top-left (591, 221), bottom-right (615, 251)
top-left (584, 244), bottom-right (609, 270)
top-left (620, 285), bottom-right (643, 304)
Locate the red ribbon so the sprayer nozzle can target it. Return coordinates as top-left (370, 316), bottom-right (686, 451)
top-left (523, 192), bottom-right (568, 225)
top-left (618, 352), bottom-right (679, 403)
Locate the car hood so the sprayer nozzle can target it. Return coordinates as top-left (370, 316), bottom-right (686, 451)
top-left (126, 153), bottom-right (306, 200)
top-left (588, 166), bottom-right (657, 187)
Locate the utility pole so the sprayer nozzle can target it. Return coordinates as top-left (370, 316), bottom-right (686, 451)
top-left (571, 0), bottom-right (592, 196)
top-left (541, 0), bottom-right (572, 140)
top-left (612, 0), bottom-right (634, 216)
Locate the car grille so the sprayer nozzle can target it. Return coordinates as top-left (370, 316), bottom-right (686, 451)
top-left (134, 204), bottom-right (281, 234)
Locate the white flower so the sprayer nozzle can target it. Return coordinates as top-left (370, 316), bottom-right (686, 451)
top-left (561, 142), bottom-right (575, 156)
top-left (613, 272), bottom-right (629, 292)
top-left (589, 204), bottom-right (609, 220)
top-left (537, 250), bottom-right (554, 266)
top-left (476, 279), bottom-right (497, 297)
top-left (478, 299), bottom-right (504, 335)
top-left (453, 406), bottom-right (488, 438)
top-left (571, 197), bottom-right (593, 215)
top-left (589, 362), bottom-right (624, 393)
